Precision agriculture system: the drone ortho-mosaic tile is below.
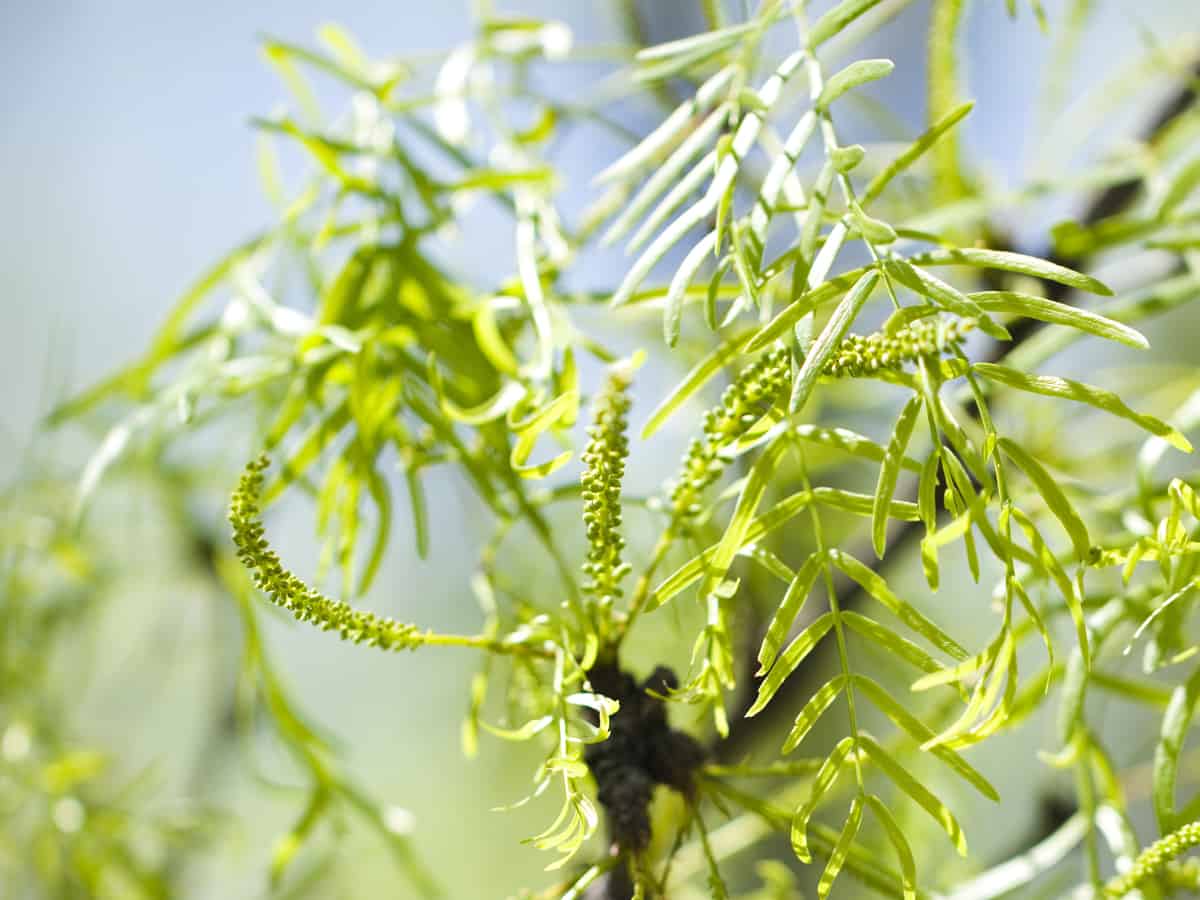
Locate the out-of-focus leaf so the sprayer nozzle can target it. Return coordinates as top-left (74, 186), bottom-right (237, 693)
top-left (974, 363), bottom-right (1192, 452)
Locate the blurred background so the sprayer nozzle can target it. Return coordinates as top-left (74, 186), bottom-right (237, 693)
top-left (2, 1), bottom-right (1198, 897)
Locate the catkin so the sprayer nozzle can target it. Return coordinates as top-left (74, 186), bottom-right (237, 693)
top-left (231, 456), bottom-right (425, 651)
top-left (669, 315), bottom-right (974, 520)
top-left (581, 368), bottom-right (634, 605)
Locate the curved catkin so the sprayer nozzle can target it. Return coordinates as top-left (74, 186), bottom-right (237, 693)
top-left (230, 456), bottom-right (425, 651)
top-left (1103, 820), bottom-right (1200, 897)
top-left (668, 316), bottom-right (974, 520)
top-left (823, 316), bottom-right (975, 378)
top-left (670, 347), bottom-right (791, 520)
top-left (581, 367), bottom-right (633, 607)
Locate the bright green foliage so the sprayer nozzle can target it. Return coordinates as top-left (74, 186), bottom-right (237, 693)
top-left (38, 1), bottom-right (1200, 898)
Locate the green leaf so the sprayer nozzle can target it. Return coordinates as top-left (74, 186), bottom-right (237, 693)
top-left (701, 434), bottom-right (791, 599)
top-left (829, 549), bottom-right (968, 660)
top-left (508, 391), bottom-right (578, 479)
top-left (853, 675), bottom-right (999, 800)
top-left (747, 613), bottom-right (835, 716)
top-left (758, 550), bottom-right (825, 674)
top-left (267, 402), bottom-right (352, 502)
top-left (973, 363), bottom-right (1192, 452)
top-left (632, 151), bottom-right (719, 254)
top-left (815, 487), bottom-right (919, 521)
top-left (862, 102), bottom-right (974, 205)
top-left (781, 675), bottom-right (847, 753)
top-left (607, 41), bottom-right (807, 308)
top-left (818, 796), bottom-right (864, 899)
top-left (795, 424), bottom-right (922, 472)
top-left (745, 265), bottom-right (871, 353)
top-left (1154, 663), bottom-right (1200, 834)
top-left (430, 367), bottom-right (527, 425)
top-left (596, 67), bottom-right (735, 184)
top-left (816, 59), bottom-right (895, 110)
top-left (652, 491), bottom-right (815, 608)
top-left (604, 103), bottom-right (731, 246)
top-left (886, 260), bottom-right (1009, 340)
top-left (743, 544), bottom-right (796, 585)
top-left (791, 737), bottom-right (856, 863)
top-left (637, 21), bottom-right (759, 62)
top-left (849, 203), bottom-right (897, 244)
top-left (482, 715), bottom-right (555, 741)
top-left (358, 467), bottom-right (392, 594)
top-left (859, 734), bottom-right (967, 855)
top-left (642, 331), bottom-right (754, 438)
top-left (997, 437), bottom-right (1091, 560)
top-left (873, 396), bottom-right (923, 557)
top-left (790, 270), bottom-right (880, 413)
top-left (969, 290), bottom-right (1148, 348)
top-left (864, 795), bottom-right (917, 900)
top-left (842, 611), bottom-right (957, 686)
top-left (808, 0), bottom-right (884, 47)
top-left (910, 247), bottom-right (1113, 296)
top-left (704, 256), bottom-right (730, 329)
top-left (472, 299), bottom-right (521, 377)
top-left (831, 144), bottom-right (866, 173)
top-left (918, 451), bottom-right (940, 533)
top-left (1161, 156), bottom-right (1200, 217)
top-left (665, 232), bottom-right (720, 346)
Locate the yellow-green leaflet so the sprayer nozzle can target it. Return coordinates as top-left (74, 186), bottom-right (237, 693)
top-left (842, 612), bottom-right (960, 688)
top-left (745, 265), bottom-right (872, 353)
top-left (665, 232), bottom-right (719, 347)
top-left (757, 550), bottom-right (825, 674)
top-left (969, 290), bottom-right (1147, 348)
top-left (781, 675), bottom-right (846, 752)
top-left (790, 269), bottom-right (880, 413)
top-left (1154, 663), bottom-right (1200, 833)
top-left (998, 437), bottom-right (1091, 560)
top-left (853, 674), bottom-right (998, 800)
top-left (791, 736), bottom-right (856, 863)
top-left (700, 433), bottom-right (791, 601)
top-left (829, 549), bottom-right (968, 660)
top-left (508, 390), bottom-right (578, 478)
top-left (873, 395), bottom-right (923, 557)
top-left (910, 247), bottom-right (1113, 295)
top-left (859, 734), bottom-right (968, 855)
top-left (886, 259), bottom-right (1009, 340)
top-left (862, 101), bottom-right (974, 205)
top-left (641, 333), bottom-right (755, 438)
top-left (865, 795), bottom-right (917, 900)
top-left (974, 363), bottom-right (1192, 452)
top-left (747, 613), bottom-right (835, 716)
top-left (816, 59), bottom-right (894, 110)
top-left (807, 0), bottom-right (884, 47)
top-left (817, 795), bottom-right (863, 899)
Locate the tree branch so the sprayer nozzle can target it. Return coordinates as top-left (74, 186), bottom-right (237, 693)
top-left (718, 57), bottom-right (1200, 761)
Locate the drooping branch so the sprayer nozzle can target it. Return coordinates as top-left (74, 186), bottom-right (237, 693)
top-left (720, 55), bottom-right (1200, 760)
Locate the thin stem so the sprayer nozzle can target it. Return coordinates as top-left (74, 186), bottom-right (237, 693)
top-left (793, 438), bottom-right (865, 789)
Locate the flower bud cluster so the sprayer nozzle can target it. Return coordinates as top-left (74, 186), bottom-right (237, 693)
top-left (580, 369), bottom-right (633, 604)
top-left (667, 318), bottom-right (973, 522)
top-left (1104, 820), bottom-right (1200, 897)
top-left (231, 456), bottom-right (424, 651)
top-left (823, 316), bottom-right (975, 379)
top-left (669, 348), bottom-right (790, 520)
